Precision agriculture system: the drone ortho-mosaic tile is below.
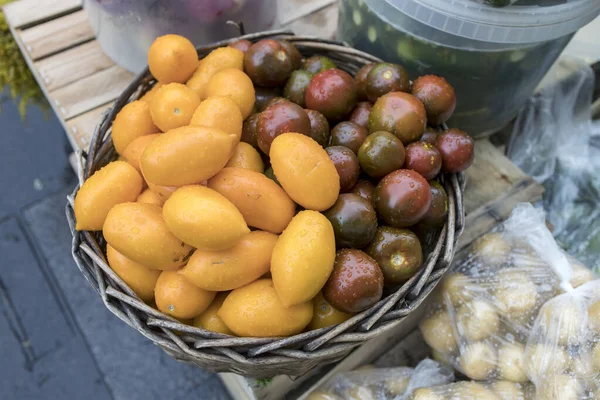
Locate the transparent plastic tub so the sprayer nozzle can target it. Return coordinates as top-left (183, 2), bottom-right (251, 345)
top-left (84, 0), bottom-right (278, 73)
top-left (337, 0), bottom-right (600, 137)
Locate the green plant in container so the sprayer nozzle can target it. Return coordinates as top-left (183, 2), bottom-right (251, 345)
top-left (0, 0), bottom-right (47, 117)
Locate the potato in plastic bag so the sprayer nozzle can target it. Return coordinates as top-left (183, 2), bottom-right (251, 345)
top-left (307, 359), bottom-right (453, 400)
top-left (420, 203), bottom-right (598, 384)
top-left (420, 203), bottom-right (600, 398)
top-left (411, 380), bottom-right (535, 400)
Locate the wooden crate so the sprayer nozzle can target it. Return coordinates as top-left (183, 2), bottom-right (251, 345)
top-left (2, 0), bottom-right (337, 152)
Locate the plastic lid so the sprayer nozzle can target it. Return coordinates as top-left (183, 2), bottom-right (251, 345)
top-left (385, 0), bottom-right (600, 44)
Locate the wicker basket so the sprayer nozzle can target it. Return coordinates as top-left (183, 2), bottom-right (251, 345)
top-left (65, 29), bottom-right (466, 378)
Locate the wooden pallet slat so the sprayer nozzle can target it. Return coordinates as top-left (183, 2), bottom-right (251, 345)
top-left (19, 9), bottom-right (94, 60)
top-left (66, 103), bottom-right (112, 151)
top-left (2, 0), bottom-right (81, 28)
top-left (35, 40), bottom-right (114, 91)
top-left (52, 65), bottom-right (134, 120)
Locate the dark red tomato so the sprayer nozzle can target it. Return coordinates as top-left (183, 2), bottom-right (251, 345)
top-left (366, 226), bottom-right (423, 285)
top-left (369, 92), bottom-right (427, 145)
top-left (241, 113), bottom-right (260, 148)
top-left (279, 40), bottom-right (302, 69)
top-left (323, 249), bottom-right (383, 313)
top-left (420, 127), bottom-right (440, 144)
top-left (257, 102), bottom-right (311, 154)
top-left (358, 131), bottom-right (405, 179)
top-left (434, 128), bottom-right (475, 173)
top-left (411, 75), bottom-right (456, 125)
top-left (404, 141), bottom-right (442, 180)
top-left (329, 121), bottom-right (368, 154)
top-left (305, 68), bottom-right (358, 121)
top-left (228, 39), bottom-right (252, 53)
top-left (365, 63), bottom-right (410, 103)
top-left (349, 102), bottom-right (372, 130)
top-left (254, 87), bottom-right (282, 112)
top-left (326, 146), bottom-right (360, 192)
top-left (323, 193), bottom-right (378, 248)
top-left (351, 179), bottom-right (376, 205)
top-left (420, 181), bottom-right (448, 228)
top-left (302, 55), bottom-right (336, 74)
top-left (244, 39), bottom-right (294, 87)
top-left (355, 63), bottom-right (376, 101)
top-left (374, 169), bottom-right (431, 228)
top-left (305, 109), bottom-right (330, 147)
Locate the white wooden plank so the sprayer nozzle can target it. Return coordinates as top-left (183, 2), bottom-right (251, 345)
top-left (2, 0), bottom-right (81, 29)
top-left (35, 40), bottom-right (114, 91)
top-left (51, 65), bottom-right (133, 120)
top-left (18, 9), bottom-right (94, 60)
top-left (65, 103), bottom-right (112, 151)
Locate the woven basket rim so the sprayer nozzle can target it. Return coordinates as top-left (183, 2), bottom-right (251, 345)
top-left (66, 29), bottom-right (466, 377)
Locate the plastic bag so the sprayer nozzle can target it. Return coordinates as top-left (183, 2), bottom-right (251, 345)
top-left (411, 380), bottom-right (535, 400)
top-left (419, 203), bottom-right (600, 398)
top-left (507, 57), bottom-right (600, 271)
top-left (307, 359), bottom-right (454, 400)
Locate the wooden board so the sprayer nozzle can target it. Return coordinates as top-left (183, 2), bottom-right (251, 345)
top-left (2, 0), bottom-right (335, 154)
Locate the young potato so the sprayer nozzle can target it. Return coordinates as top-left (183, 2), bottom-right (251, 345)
top-left (459, 341), bottom-right (497, 381)
top-left (490, 381), bottom-right (528, 400)
top-left (74, 161), bottom-right (143, 231)
top-left (569, 261), bottom-right (596, 288)
top-left (306, 392), bottom-right (342, 400)
top-left (439, 273), bottom-right (474, 306)
top-left (536, 374), bottom-right (584, 400)
top-left (471, 232), bottom-right (512, 265)
top-left (524, 343), bottom-right (568, 381)
top-left (456, 299), bottom-right (500, 341)
top-left (588, 300), bottom-right (600, 332)
top-left (452, 382), bottom-right (501, 400)
top-left (493, 269), bottom-right (538, 320)
top-left (497, 342), bottom-right (528, 383)
top-left (593, 342), bottom-right (600, 371)
top-left (412, 388), bottom-right (444, 400)
top-left (420, 310), bottom-right (458, 354)
top-left (538, 299), bottom-right (586, 346)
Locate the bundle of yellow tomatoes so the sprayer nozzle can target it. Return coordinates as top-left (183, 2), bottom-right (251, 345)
top-left (74, 34), bottom-right (345, 337)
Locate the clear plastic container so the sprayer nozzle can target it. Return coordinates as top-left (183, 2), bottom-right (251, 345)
top-left (337, 0), bottom-right (600, 137)
top-left (84, 0), bottom-right (278, 73)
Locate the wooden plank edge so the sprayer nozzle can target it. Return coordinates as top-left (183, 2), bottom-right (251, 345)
top-left (3, 0), bottom-right (82, 30)
top-left (7, 24), bottom-right (79, 153)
